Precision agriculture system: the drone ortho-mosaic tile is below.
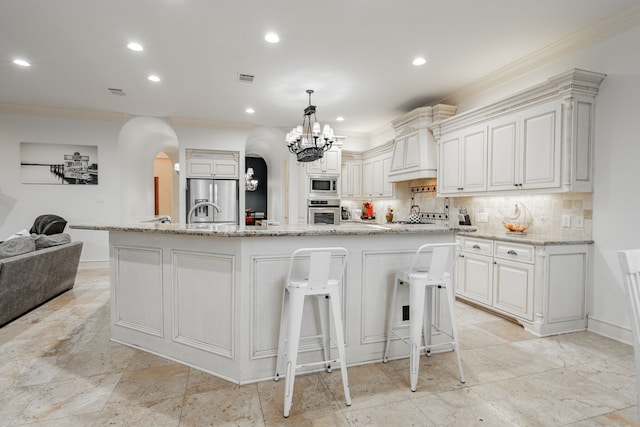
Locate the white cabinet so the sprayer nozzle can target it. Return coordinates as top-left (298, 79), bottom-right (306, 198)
top-left (432, 69), bottom-right (605, 196)
top-left (492, 241), bottom-right (535, 320)
top-left (186, 150), bottom-right (239, 179)
top-left (487, 101), bottom-right (561, 191)
top-left (307, 147), bottom-right (341, 175)
top-left (361, 151), bottom-right (393, 198)
top-left (342, 143), bottom-right (393, 199)
top-left (456, 236), bottom-right (590, 336)
top-left (439, 124), bottom-right (487, 195)
top-left (341, 160), bottom-right (362, 198)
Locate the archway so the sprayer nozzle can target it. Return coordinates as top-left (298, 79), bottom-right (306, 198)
top-left (245, 126), bottom-right (288, 224)
top-left (117, 117), bottom-right (179, 222)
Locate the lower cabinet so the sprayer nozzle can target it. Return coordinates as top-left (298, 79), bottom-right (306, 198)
top-left (456, 236), bottom-right (590, 336)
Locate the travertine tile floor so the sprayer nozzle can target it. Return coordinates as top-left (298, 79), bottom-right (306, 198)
top-left (1, 267), bottom-right (638, 426)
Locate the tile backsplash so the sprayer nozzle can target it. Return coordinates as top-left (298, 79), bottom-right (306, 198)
top-left (341, 178), bottom-right (592, 240)
top-left (451, 192), bottom-right (592, 240)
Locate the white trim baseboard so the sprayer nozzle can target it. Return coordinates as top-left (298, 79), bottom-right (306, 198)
top-left (587, 315), bottom-right (632, 345)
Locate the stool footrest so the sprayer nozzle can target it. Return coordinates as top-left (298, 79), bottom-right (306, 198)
top-left (297, 359), bottom-right (340, 370)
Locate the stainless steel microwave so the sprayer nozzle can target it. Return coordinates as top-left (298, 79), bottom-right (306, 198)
top-left (309, 175), bottom-right (338, 195)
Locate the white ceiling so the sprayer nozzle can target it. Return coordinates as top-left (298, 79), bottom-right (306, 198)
top-left (1, 0), bottom-right (639, 136)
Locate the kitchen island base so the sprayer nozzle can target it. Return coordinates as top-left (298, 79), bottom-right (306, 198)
top-left (107, 227), bottom-right (461, 384)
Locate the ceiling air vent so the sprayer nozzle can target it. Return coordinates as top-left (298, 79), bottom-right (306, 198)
top-left (238, 73), bottom-right (255, 83)
top-left (108, 88), bottom-right (126, 96)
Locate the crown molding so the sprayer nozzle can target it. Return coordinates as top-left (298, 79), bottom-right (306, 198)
top-left (0, 103), bottom-right (128, 121)
top-left (434, 3), bottom-right (640, 106)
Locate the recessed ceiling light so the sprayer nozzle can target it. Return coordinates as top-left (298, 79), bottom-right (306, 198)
top-left (13, 58), bottom-right (30, 67)
top-left (246, 108), bottom-right (255, 114)
top-left (127, 42), bottom-right (144, 52)
top-left (413, 57), bottom-right (427, 66)
top-left (336, 116), bottom-right (344, 121)
top-left (148, 74), bottom-right (160, 82)
top-left (265, 32), bottom-right (280, 43)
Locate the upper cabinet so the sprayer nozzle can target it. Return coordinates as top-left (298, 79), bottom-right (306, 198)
top-left (307, 146), bottom-right (341, 175)
top-left (186, 149), bottom-right (239, 179)
top-left (439, 123), bottom-right (487, 194)
top-left (342, 142), bottom-right (394, 199)
top-left (341, 153), bottom-right (363, 198)
top-left (388, 105), bottom-right (457, 183)
top-left (432, 69), bottom-right (605, 196)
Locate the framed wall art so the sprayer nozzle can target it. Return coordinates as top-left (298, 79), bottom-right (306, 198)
top-left (20, 142), bottom-right (99, 185)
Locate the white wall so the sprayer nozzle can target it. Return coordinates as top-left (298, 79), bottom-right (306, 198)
top-left (0, 113), bottom-right (122, 261)
top-left (447, 24), bottom-right (640, 342)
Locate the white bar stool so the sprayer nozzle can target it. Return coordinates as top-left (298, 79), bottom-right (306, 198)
top-left (274, 247), bottom-right (351, 418)
top-left (382, 242), bottom-right (465, 391)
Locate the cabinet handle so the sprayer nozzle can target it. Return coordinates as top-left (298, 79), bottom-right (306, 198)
top-left (459, 254), bottom-right (465, 258)
top-left (507, 249), bottom-right (518, 256)
top-left (472, 244), bottom-right (481, 249)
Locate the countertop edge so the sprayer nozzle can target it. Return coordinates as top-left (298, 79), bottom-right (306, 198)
top-left (456, 231), bottom-right (594, 246)
top-left (70, 223), bottom-right (477, 237)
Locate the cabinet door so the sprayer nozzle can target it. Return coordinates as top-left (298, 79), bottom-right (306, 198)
top-left (341, 163), bottom-right (350, 196)
top-left (382, 155), bottom-right (393, 197)
top-left (187, 159), bottom-right (214, 177)
top-left (439, 133), bottom-right (461, 194)
top-left (362, 161), bottom-right (373, 197)
top-left (372, 157), bottom-right (384, 196)
top-left (323, 149), bottom-right (341, 174)
top-left (457, 252), bottom-right (493, 305)
top-left (493, 259), bottom-right (534, 320)
top-left (212, 159), bottom-right (238, 179)
top-left (352, 163), bottom-right (362, 197)
top-left (520, 101), bottom-right (561, 189)
top-left (488, 115), bottom-right (519, 191)
top-left (461, 127), bottom-right (487, 192)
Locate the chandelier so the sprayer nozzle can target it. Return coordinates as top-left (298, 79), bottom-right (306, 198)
top-left (285, 89), bottom-right (335, 162)
top-left (245, 168), bottom-right (258, 191)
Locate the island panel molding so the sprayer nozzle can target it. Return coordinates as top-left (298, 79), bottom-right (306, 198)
top-left (112, 245), bottom-right (164, 337)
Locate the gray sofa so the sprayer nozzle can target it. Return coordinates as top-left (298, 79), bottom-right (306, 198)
top-left (0, 239), bottom-right (83, 326)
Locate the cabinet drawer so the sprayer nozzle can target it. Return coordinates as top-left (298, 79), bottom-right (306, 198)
top-left (460, 237), bottom-right (493, 256)
top-left (494, 241), bottom-right (534, 263)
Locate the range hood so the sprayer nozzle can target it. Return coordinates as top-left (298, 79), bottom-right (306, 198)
top-left (387, 105), bottom-right (457, 183)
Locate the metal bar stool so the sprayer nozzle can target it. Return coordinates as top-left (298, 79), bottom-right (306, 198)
top-left (274, 247), bottom-right (351, 418)
top-left (383, 242), bottom-right (465, 391)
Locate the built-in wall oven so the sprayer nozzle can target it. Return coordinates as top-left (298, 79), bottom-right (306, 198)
top-left (308, 198), bottom-right (341, 225)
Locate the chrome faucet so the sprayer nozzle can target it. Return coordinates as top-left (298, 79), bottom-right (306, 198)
top-left (187, 201), bottom-right (221, 224)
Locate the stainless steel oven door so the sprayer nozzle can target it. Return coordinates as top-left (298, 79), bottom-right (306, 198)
top-left (308, 207), bottom-right (340, 225)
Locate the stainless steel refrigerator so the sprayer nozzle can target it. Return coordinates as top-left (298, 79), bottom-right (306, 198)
top-left (187, 179), bottom-right (238, 224)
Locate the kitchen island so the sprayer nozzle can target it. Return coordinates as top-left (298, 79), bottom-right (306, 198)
top-left (71, 222), bottom-right (475, 384)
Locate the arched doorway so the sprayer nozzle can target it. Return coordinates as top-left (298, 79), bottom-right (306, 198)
top-left (244, 156), bottom-right (267, 224)
top-left (117, 117), bottom-right (179, 222)
top-left (153, 152), bottom-right (175, 219)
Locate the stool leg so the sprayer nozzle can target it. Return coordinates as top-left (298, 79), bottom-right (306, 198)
top-left (274, 287), bottom-right (289, 381)
top-left (383, 278), bottom-right (400, 363)
top-left (424, 285), bottom-right (433, 356)
top-left (409, 280), bottom-right (426, 392)
top-left (329, 287), bottom-right (351, 407)
top-left (283, 290), bottom-right (305, 418)
top-left (444, 280), bottom-right (465, 383)
top-left (318, 295), bottom-right (332, 372)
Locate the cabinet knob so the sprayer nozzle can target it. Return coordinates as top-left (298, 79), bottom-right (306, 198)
top-left (507, 249), bottom-right (518, 256)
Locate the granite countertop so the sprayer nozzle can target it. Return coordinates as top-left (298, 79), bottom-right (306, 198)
top-left (71, 222), bottom-right (477, 237)
top-left (456, 230), bottom-right (594, 246)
